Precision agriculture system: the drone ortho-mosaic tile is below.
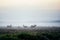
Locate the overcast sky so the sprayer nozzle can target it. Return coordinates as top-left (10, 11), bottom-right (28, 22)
top-left (0, 0), bottom-right (60, 26)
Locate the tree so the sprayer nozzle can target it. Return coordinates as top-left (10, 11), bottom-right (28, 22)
top-left (30, 25), bottom-right (37, 28)
top-left (7, 24), bottom-right (12, 28)
top-left (23, 25), bottom-right (27, 28)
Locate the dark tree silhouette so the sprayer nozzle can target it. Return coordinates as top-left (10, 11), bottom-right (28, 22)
top-left (30, 25), bottom-right (37, 28)
top-left (23, 25), bottom-right (27, 28)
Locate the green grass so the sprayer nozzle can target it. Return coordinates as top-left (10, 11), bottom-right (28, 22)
top-left (0, 31), bottom-right (60, 40)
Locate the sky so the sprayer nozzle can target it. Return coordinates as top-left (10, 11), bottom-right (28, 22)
top-left (0, 0), bottom-right (60, 26)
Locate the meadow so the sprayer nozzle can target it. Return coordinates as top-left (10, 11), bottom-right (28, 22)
top-left (0, 27), bottom-right (60, 40)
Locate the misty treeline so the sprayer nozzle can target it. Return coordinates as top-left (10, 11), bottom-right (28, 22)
top-left (6, 24), bottom-right (37, 28)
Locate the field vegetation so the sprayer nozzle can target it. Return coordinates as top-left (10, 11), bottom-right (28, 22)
top-left (0, 27), bottom-right (60, 40)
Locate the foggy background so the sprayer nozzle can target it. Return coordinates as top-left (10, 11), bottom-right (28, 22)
top-left (0, 0), bottom-right (60, 26)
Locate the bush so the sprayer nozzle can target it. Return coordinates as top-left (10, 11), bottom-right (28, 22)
top-left (0, 32), bottom-right (60, 40)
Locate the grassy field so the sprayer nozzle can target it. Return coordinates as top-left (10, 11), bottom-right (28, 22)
top-left (0, 27), bottom-right (60, 40)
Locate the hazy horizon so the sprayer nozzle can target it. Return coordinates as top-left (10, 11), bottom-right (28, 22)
top-left (0, 0), bottom-right (60, 26)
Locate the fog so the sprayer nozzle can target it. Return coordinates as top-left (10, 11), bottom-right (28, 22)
top-left (0, 0), bottom-right (60, 26)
